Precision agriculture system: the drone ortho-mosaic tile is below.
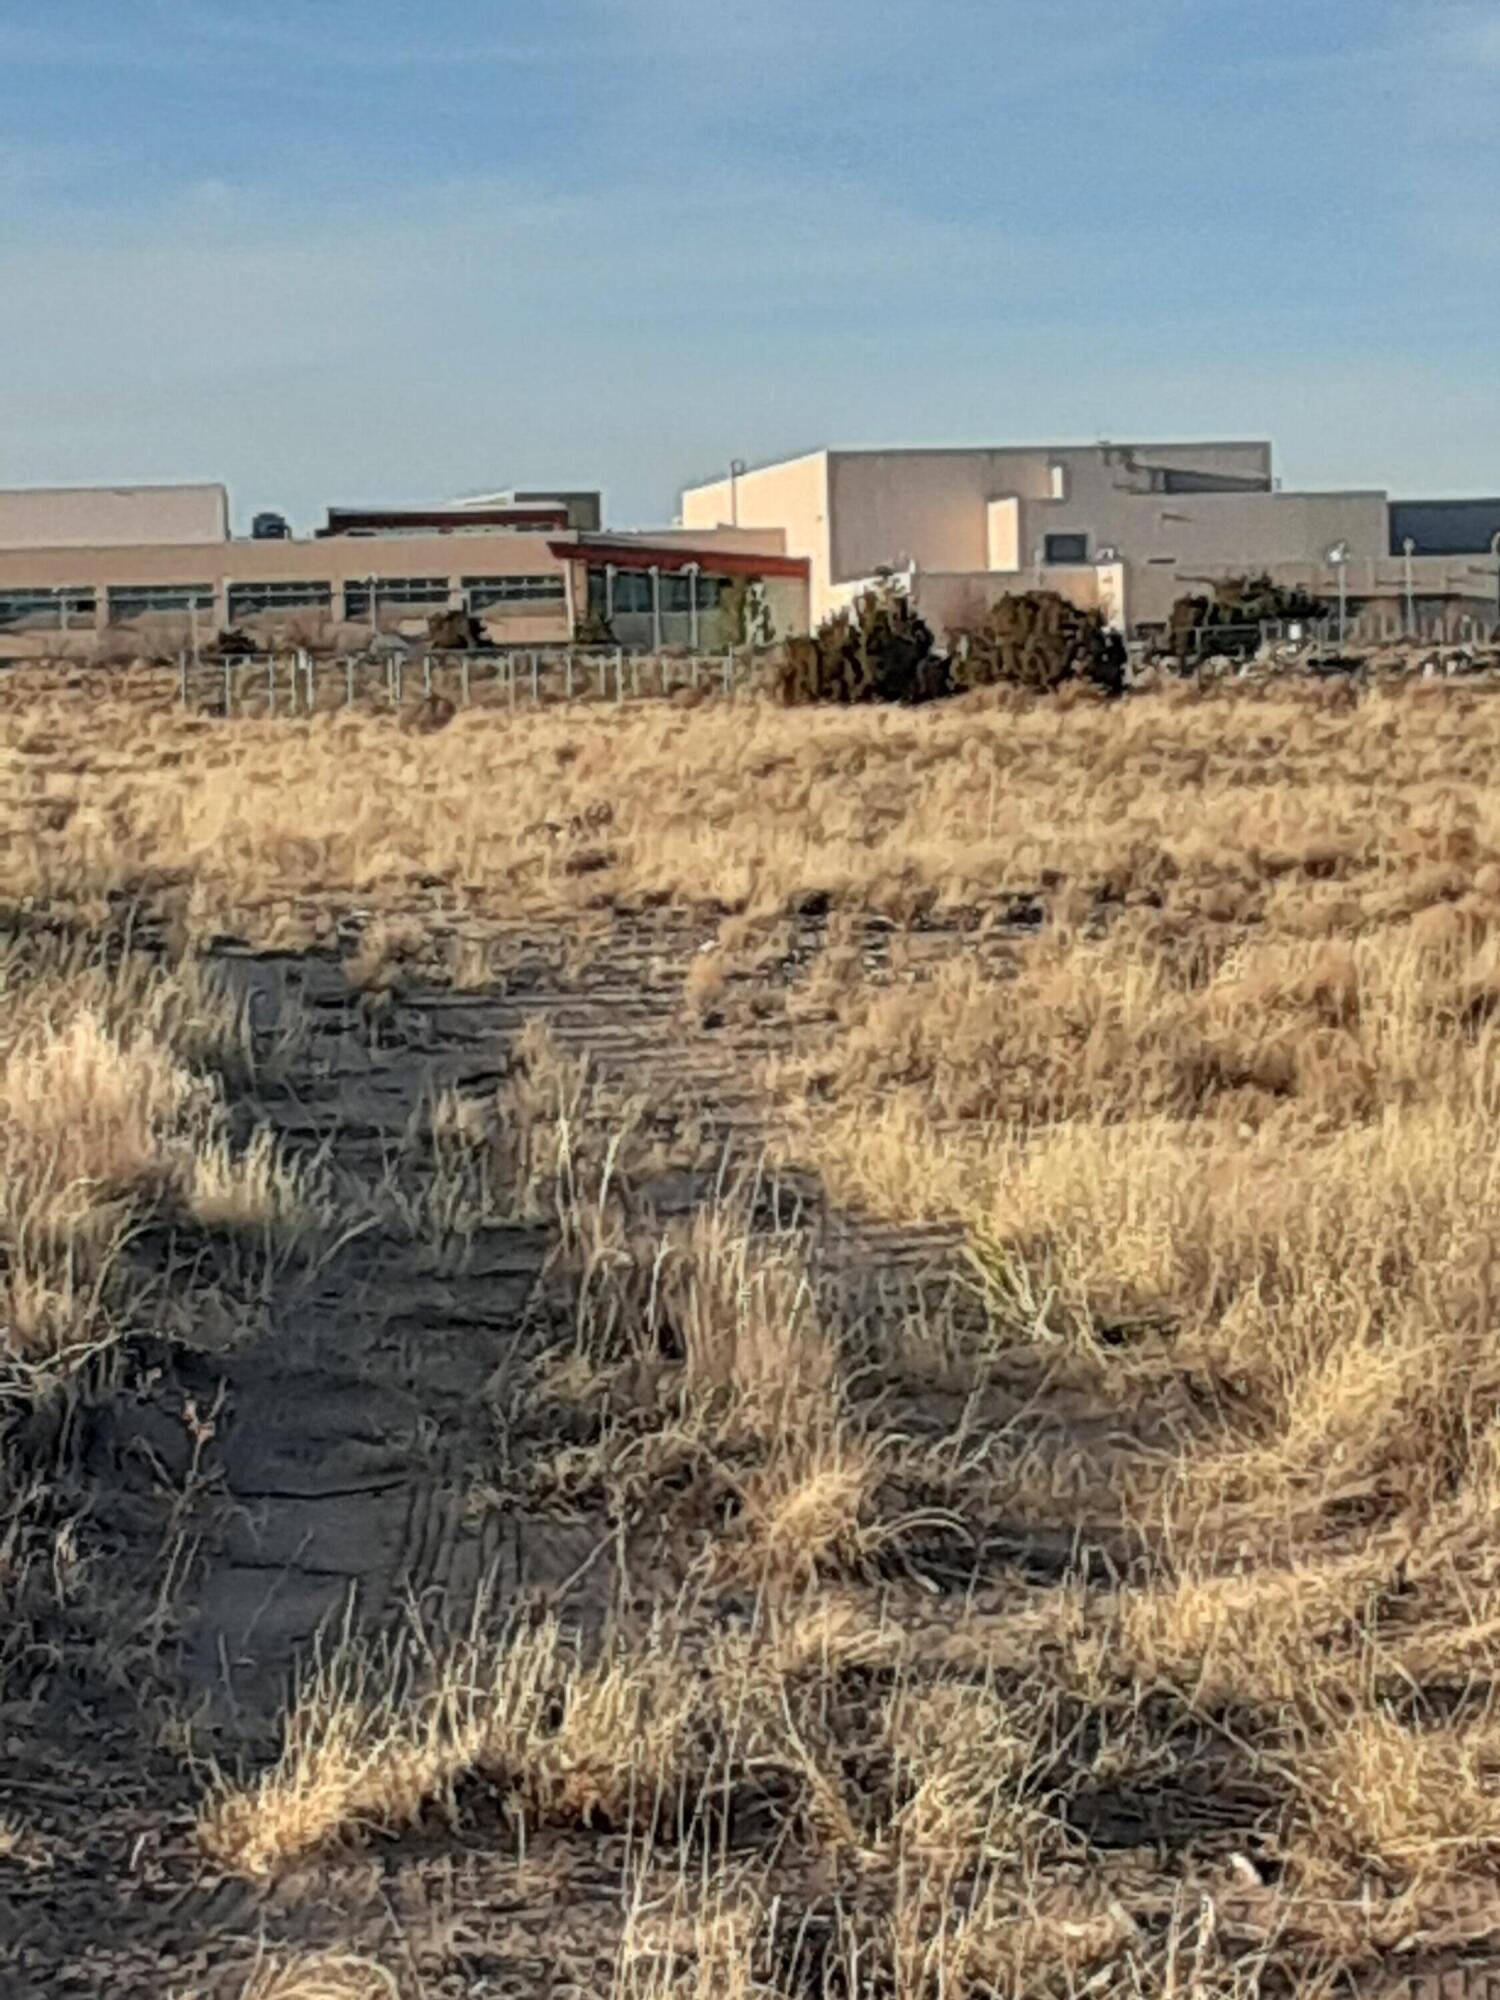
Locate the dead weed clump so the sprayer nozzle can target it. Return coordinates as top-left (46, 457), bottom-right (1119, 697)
top-left (223, 1951), bottom-right (399, 2000)
top-left (1286, 1707), bottom-right (1500, 1901)
top-left (0, 932), bottom-right (322, 1364)
top-left (198, 1616), bottom-right (705, 1878)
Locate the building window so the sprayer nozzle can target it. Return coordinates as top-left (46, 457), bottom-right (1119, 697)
top-left (107, 584), bottom-right (213, 621)
top-left (1049, 463), bottom-right (1069, 501)
top-left (0, 586), bottom-right (97, 629)
top-left (227, 580), bottom-right (333, 619)
top-left (662, 573), bottom-right (731, 612)
top-left (611, 572), bottom-right (655, 614)
top-left (342, 576), bottom-right (450, 619)
top-left (1043, 533), bottom-right (1089, 565)
top-left (586, 568), bottom-right (731, 617)
top-left (461, 574), bottom-right (566, 610)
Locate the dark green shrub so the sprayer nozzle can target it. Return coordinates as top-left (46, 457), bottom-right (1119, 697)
top-left (952, 591), bottom-right (1126, 695)
top-left (572, 607), bottom-right (616, 647)
top-left (207, 626), bottom-right (256, 659)
top-left (427, 607), bottom-right (486, 651)
top-left (1165, 573), bottom-right (1323, 660)
top-left (775, 588), bottom-right (948, 707)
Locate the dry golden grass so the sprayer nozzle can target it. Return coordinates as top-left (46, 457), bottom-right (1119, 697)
top-left (222, 1951), bottom-right (398, 2000)
top-left (0, 930), bottom-right (323, 1364)
top-left (7, 671), bottom-right (1500, 941)
top-left (18, 674), bottom-right (1500, 1988)
top-left (198, 1613), bottom-right (704, 1877)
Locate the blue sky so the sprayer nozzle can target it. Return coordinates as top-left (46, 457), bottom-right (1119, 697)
top-left (0, 0), bottom-right (1495, 529)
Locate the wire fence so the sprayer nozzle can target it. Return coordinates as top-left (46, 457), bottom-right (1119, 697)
top-left (1171, 609), bottom-right (1499, 664)
top-left (176, 646), bottom-right (762, 717)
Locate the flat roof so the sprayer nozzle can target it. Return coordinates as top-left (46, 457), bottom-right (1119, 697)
top-left (0, 479), bottom-right (227, 497)
top-left (829, 439), bottom-right (1272, 457)
top-left (1391, 496), bottom-right (1500, 511)
top-left (685, 441), bottom-right (1274, 485)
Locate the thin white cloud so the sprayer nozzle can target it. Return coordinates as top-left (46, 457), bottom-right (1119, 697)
top-left (0, 164), bottom-right (1068, 519)
top-left (170, 3), bottom-right (564, 70)
top-left (1412, 1), bottom-right (1500, 73)
top-left (0, 24), bottom-right (173, 67)
top-left (0, 10), bottom-right (561, 72)
top-left (0, 138), bottom-right (97, 196)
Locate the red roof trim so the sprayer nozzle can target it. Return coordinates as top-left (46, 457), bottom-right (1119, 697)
top-left (549, 538), bottom-right (808, 580)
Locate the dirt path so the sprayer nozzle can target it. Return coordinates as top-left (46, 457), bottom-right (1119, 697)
top-left (8, 909), bottom-right (1500, 1997)
top-left (0, 908), bottom-right (970, 1994)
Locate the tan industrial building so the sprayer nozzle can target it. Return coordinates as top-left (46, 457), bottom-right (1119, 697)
top-left (0, 483), bottom-right (807, 656)
top-left (0, 482), bottom-right (229, 551)
top-left (4, 449), bottom-right (1495, 661)
top-left (682, 443), bottom-right (1500, 638)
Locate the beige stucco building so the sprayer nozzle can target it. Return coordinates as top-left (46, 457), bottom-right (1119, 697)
top-left (0, 482), bottom-right (229, 551)
top-left (0, 483), bottom-right (807, 656)
top-left (682, 443), bottom-right (1500, 638)
top-left (5, 452), bottom-right (1494, 660)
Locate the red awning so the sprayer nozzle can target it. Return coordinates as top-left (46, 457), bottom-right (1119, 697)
top-left (548, 538), bottom-right (808, 580)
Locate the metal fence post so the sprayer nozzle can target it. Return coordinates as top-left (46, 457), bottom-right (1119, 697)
top-left (394, 656), bottom-right (403, 704)
top-left (507, 655), bottom-right (516, 710)
top-left (267, 655), bottom-right (276, 717)
top-left (223, 658), bottom-right (233, 717)
top-left (564, 651), bottom-right (574, 701)
top-left (303, 650), bottom-right (315, 713)
top-left (345, 655), bottom-right (356, 708)
top-left (723, 649), bottom-right (733, 698)
top-left (423, 653), bottom-right (433, 700)
top-left (178, 650), bottom-right (188, 708)
top-left (460, 655), bottom-right (471, 706)
top-left (690, 655), bottom-right (700, 693)
top-left (632, 654), bottom-right (641, 699)
top-left (530, 650), bottom-right (540, 705)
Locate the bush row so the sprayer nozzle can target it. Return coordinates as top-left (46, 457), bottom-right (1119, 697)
top-left (774, 586), bottom-right (1127, 707)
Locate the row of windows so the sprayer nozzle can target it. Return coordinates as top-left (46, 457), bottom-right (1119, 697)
top-left (342, 576), bottom-right (452, 617)
top-left (463, 574), bottom-right (566, 608)
top-left (107, 584), bottom-right (214, 618)
top-left (0, 574), bottom-right (574, 627)
top-left (0, 587), bottom-right (97, 629)
top-left (227, 581), bottom-right (334, 618)
top-left (588, 570), bottom-right (732, 616)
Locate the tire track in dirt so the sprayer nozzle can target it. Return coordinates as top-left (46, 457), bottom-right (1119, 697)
top-left (19, 904), bottom-right (1500, 1995)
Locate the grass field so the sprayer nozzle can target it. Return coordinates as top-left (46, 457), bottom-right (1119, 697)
top-left (5, 667), bottom-right (1500, 1996)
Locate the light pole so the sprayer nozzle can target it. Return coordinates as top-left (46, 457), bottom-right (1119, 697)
top-left (685, 561), bottom-right (701, 650)
top-left (1326, 541), bottom-right (1350, 647)
top-left (729, 458), bottom-right (746, 528)
top-left (1403, 536), bottom-right (1416, 638)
